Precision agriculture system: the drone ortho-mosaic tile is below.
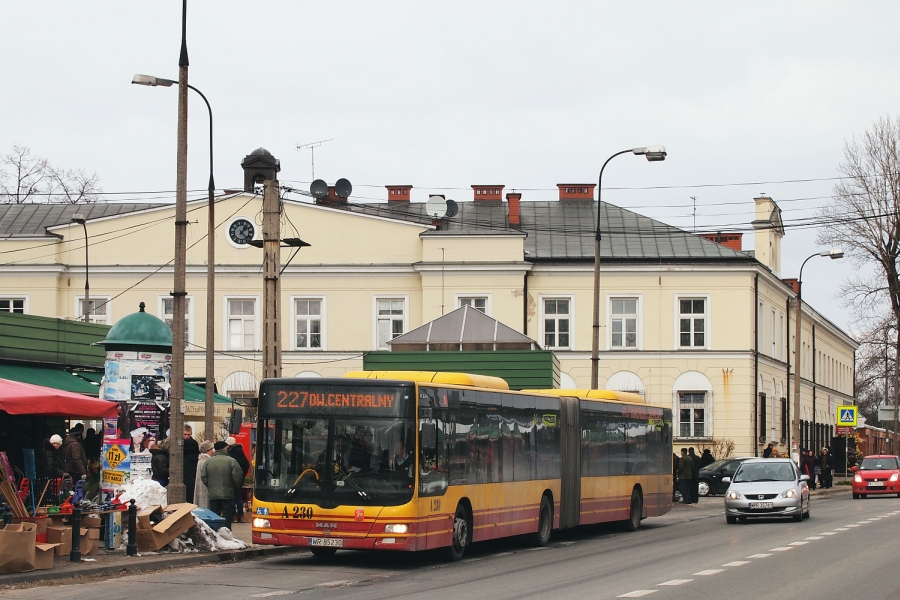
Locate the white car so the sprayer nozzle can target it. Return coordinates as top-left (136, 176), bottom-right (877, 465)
top-left (723, 458), bottom-right (810, 524)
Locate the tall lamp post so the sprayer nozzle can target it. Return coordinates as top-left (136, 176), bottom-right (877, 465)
top-left (791, 248), bottom-right (843, 455)
top-left (71, 214), bottom-right (90, 322)
top-left (133, 73), bottom-right (216, 443)
top-left (590, 146), bottom-right (667, 389)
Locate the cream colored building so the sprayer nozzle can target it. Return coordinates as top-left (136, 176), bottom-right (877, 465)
top-left (0, 149), bottom-right (856, 456)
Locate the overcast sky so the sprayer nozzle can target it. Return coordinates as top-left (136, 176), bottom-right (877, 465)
top-left (4, 2), bottom-right (900, 334)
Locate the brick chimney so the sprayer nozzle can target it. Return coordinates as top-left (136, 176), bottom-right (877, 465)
top-left (782, 278), bottom-right (800, 293)
top-left (699, 232), bottom-right (743, 252)
top-left (386, 185), bottom-right (412, 202)
top-left (557, 184), bottom-right (595, 201)
top-left (315, 185), bottom-right (346, 205)
top-left (506, 192), bottom-right (521, 227)
top-left (472, 185), bottom-right (504, 201)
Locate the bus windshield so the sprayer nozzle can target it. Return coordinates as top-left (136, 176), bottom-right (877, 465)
top-left (255, 381), bottom-right (416, 508)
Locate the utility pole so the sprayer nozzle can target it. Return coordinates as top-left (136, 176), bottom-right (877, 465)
top-left (262, 179), bottom-right (282, 380)
top-left (168, 0), bottom-right (190, 505)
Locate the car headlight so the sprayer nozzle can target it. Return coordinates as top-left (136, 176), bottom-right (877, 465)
top-left (385, 524), bottom-right (408, 534)
top-left (252, 518), bottom-right (271, 529)
top-left (891, 473), bottom-right (899, 482)
top-left (727, 491), bottom-right (742, 500)
top-left (854, 474), bottom-right (863, 483)
top-left (781, 489), bottom-right (798, 499)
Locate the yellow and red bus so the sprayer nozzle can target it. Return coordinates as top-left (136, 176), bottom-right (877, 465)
top-left (251, 371), bottom-right (672, 560)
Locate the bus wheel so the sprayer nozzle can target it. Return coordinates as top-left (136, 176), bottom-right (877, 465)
top-left (309, 546), bottom-right (337, 558)
top-left (529, 495), bottom-right (552, 547)
top-left (446, 504), bottom-right (469, 561)
top-left (623, 489), bottom-right (642, 532)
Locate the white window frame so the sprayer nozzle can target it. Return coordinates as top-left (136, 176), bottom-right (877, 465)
top-left (674, 294), bottom-right (710, 350)
top-left (158, 294), bottom-right (195, 350)
top-left (291, 295), bottom-right (326, 351)
top-left (0, 295), bottom-right (28, 314)
top-left (676, 391), bottom-right (709, 439)
top-left (223, 295), bottom-right (260, 351)
top-left (372, 295), bottom-right (409, 350)
top-left (74, 295), bottom-right (110, 324)
top-left (539, 294), bottom-right (574, 350)
top-left (455, 293), bottom-right (492, 315)
top-left (607, 294), bottom-right (641, 350)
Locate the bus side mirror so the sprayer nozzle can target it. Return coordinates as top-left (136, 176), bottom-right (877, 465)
top-left (230, 409), bottom-right (243, 434)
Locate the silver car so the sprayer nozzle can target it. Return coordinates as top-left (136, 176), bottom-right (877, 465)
top-left (723, 458), bottom-right (810, 524)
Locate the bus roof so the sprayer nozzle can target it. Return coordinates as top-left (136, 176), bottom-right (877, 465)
top-left (343, 370), bottom-right (510, 391)
top-left (520, 389), bottom-right (645, 404)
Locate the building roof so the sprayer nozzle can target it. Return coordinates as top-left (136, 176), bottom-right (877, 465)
top-left (389, 305), bottom-right (540, 350)
top-left (0, 197), bottom-right (752, 263)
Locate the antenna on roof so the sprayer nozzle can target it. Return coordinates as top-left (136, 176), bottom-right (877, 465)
top-left (296, 139), bottom-right (333, 180)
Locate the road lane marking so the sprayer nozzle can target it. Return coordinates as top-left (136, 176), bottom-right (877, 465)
top-left (747, 553), bottom-right (772, 558)
top-left (789, 542), bottom-right (808, 546)
top-left (693, 569), bottom-right (724, 575)
top-left (722, 561), bottom-right (750, 566)
top-left (617, 590), bottom-right (657, 597)
top-left (857, 521), bottom-right (871, 524)
top-left (820, 532), bottom-right (837, 535)
top-left (805, 536), bottom-right (823, 540)
top-left (658, 580), bottom-right (693, 586)
top-left (250, 592), bottom-right (295, 598)
top-left (317, 581), bottom-right (354, 588)
top-left (833, 528), bottom-right (848, 531)
top-left (846, 524), bottom-right (861, 527)
top-left (867, 518), bottom-right (881, 521)
top-left (770, 547), bottom-right (793, 552)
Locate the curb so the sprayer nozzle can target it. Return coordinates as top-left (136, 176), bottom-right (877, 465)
top-left (0, 545), bottom-right (305, 587)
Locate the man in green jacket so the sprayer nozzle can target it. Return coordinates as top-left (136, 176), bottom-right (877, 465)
top-left (201, 441), bottom-right (244, 527)
top-left (677, 448), bottom-right (693, 505)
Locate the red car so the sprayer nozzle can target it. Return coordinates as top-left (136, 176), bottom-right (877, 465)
top-left (852, 455), bottom-right (900, 499)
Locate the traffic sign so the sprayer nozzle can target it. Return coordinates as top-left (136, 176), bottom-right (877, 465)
top-left (836, 405), bottom-right (858, 427)
top-left (836, 426), bottom-right (853, 436)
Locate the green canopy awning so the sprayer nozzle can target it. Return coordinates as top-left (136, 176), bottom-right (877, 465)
top-left (0, 363), bottom-right (100, 395)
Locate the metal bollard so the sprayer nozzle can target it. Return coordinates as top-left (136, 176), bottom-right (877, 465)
top-left (2, 507), bottom-right (12, 525)
top-left (70, 506), bottom-right (82, 562)
top-left (126, 499), bottom-right (138, 556)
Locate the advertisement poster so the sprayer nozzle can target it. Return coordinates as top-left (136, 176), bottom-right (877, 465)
top-left (130, 453), bottom-right (152, 481)
top-left (128, 403), bottom-right (170, 454)
top-left (100, 350), bottom-right (173, 452)
top-left (100, 439), bottom-right (131, 500)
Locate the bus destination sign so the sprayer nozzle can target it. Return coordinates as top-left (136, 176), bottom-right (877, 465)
top-left (260, 385), bottom-right (411, 418)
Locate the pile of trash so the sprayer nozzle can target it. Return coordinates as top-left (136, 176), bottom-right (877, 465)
top-left (116, 479), bottom-right (248, 553)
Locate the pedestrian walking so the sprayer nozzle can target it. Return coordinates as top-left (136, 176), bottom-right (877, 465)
top-left (688, 447), bottom-right (700, 502)
top-left (819, 447), bottom-right (834, 488)
top-left (699, 448), bottom-right (715, 468)
top-left (226, 436), bottom-right (250, 523)
top-left (201, 441), bottom-right (243, 527)
top-left (805, 449), bottom-right (818, 490)
top-left (672, 452), bottom-right (680, 502)
top-left (194, 440), bottom-right (215, 510)
top-left (677, 448), bottom-right (693, 504)
top-left (63, 423), bottom-right (87, 480)
top-left (182, 425), bottom-right (200, 503)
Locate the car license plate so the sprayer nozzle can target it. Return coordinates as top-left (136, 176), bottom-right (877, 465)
top-left (309, 537), bottom-right (343, 547)
top-left (869, 481), bottom-right (885, 487)
top-left (749, 502), bottom-right (773, 509)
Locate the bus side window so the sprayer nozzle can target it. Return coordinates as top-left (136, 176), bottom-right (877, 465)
top-left (419, 412), bottom-right (448, 497)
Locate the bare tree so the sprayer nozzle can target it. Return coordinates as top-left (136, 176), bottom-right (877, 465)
top-left (817, 115), bottom-right (900, 438)
top-left (0, 143), bottom-right (101, 204)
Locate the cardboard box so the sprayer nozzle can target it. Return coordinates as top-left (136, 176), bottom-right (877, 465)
top-left (137, 506), bottom-right (159, 530)
top-left (0, 522), bottom-right (36, 574)
top-left (84, 537), bottom-right (98, 556)
top-left (82, 514), bottom-right (102, 529)
top-left (34, 544), bottom-right (60, 570)
top-left (135, 503), bottom-right (197, 553)
top-left (46, 527), bottom-right (72, 557)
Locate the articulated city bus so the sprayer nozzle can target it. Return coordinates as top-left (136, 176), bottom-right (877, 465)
top-left (251, 371), bottom-right (672, 560)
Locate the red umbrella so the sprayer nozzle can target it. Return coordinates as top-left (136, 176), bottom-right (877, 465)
top-left (0, 377), bottom-right (118, 417)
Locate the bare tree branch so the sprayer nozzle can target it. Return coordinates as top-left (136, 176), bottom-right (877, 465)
top-left (0, 143), bottom-right (102, 204)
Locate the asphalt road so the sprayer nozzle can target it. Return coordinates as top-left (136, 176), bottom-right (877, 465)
top-left (3, 492), bottom-right (898, 600)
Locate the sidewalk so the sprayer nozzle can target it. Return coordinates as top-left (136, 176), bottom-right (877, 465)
top-left (0, 521), bottom-right (305, 588)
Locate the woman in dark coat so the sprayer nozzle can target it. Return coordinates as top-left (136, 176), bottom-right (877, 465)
top-left (43, 434), bottom-right (66, 478)
top-left (699, 449), bottom-right (715, 468)
top-left (150, 439), bottom-right (170, 487)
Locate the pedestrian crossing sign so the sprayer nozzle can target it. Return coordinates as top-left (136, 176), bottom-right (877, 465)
top-left (836, 405), bottom-right (857, 427)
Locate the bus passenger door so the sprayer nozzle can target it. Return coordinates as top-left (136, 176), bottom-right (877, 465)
top-left (558, 396), bottom-right (581, 529)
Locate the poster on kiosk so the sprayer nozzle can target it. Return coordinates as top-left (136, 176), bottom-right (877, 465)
top-left (99, 351), bottom-right (172, 497)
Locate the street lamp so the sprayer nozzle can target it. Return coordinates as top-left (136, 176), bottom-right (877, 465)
top-left (791, 248), bottom-right (843, 456)
top-left (133, 73), bottom-right (217, 444)
top-left (590, 146), bottom-right (667, 389)
top-left (71, 214), bottom-right (90, 322)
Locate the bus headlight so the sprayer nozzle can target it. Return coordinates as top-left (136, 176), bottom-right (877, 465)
top-left (253, 518), bottom-right (271, 529)
top-left (384, 524), bottom-right (408, 534)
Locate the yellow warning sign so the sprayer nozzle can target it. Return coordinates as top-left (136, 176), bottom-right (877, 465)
top-left (105, 445), bottom-right (126, 470)
top-left (103, 470), bottom-right (126, 485)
